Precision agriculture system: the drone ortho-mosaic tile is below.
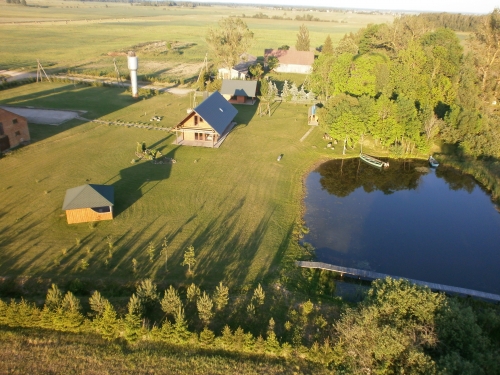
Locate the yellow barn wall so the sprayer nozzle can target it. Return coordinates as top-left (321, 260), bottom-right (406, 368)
top-left (66, 207), bottom-right (113, 224)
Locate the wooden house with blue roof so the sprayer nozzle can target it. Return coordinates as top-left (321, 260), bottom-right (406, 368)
top-left (62, 184), bottom-right (114, 224)
top-left (174, 91), bottom-right (238, 148)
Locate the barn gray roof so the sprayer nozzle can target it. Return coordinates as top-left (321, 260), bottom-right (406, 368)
top-left (194, 91), bottom-right (238, 135)
top-left (62, 184), bottom-right (114, 210)
top-left (220, 80), bottom-right (258, 98)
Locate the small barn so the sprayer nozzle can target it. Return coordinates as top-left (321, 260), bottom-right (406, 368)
top-left (217, 54), bottom-right (257, 80)
top-left (264, 47), bottom-right (314, 74)
top-left (62, 184), bottom-right (114, 224)
top-left (220, 80), bottom-right (258, 105)
top-left (174, 91), bottom-right (238, 148)
top-left (0, 108), bottom-right (30, 152)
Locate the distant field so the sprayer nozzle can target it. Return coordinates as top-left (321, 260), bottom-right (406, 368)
top-left (0, 0), bottom-right (394, 80)
top-left (0, 82), bottom-right (368, 287)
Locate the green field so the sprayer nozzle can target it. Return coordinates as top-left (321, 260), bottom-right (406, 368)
top-left (0, 81), bottom-right (369, 288)
top-left (0, 0), bottom-right (393, 81)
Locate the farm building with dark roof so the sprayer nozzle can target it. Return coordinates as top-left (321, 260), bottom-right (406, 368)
top-left (62, 184), bottom-right (114, 224)
top-left (220, 79), bottom-right (258, 105)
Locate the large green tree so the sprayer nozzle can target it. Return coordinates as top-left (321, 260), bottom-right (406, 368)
top-left (309, 53), bottom-right (335, 100)
top-left (469, 9), bottom-right (500, 101)
top-left (206, 17), bottom-right (254, 71)
top-left (332, 278), bottom-right (444, 374)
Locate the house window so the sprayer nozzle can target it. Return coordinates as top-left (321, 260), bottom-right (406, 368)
top-left (0, 123), bottom-right (4, 136)
top-left (12, 119), bottom-right (18, 124)
top-left (194, 115), bottom-right (199, 126)
top-left (15, 131), bottom-right (21, 136)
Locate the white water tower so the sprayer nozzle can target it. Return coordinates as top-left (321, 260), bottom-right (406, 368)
top-left (127, 51), bottom-right (138, 98)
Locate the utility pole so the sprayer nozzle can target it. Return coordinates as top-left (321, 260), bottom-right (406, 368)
top-left (113, 58), bottom-right (123, 86)
top-left (36, 59), bottom-right (51, 82)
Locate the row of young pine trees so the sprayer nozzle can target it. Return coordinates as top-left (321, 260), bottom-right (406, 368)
top-left (0, 279), bottom-right (334, 366)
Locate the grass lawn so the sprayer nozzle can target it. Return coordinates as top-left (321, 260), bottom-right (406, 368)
top-left (0, 327), bottom-right (330, 375)
top-left (0, 82), bottom-right (359, 289)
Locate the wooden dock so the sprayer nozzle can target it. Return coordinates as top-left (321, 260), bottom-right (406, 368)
top-left (296, 261), bottom-right (500, 303)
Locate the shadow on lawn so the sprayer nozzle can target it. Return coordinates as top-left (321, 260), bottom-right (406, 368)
top-left (157, 195), bottom-right (280, 288)
top-left (0, 84), bottom-right (141, 144)
top-left (111, 145), bottom-right (180, 217)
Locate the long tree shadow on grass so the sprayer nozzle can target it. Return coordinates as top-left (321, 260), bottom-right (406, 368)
top-left (163, 196), bottom-right (278, 288)
top-left (111, 146), bottom-right (179, 217)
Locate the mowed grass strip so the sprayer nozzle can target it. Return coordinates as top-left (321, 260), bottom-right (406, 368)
top-left (0, 82), bottom-right (345, 287)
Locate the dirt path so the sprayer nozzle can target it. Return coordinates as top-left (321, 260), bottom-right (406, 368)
top-left (0, 70), bottom-right (194, 96)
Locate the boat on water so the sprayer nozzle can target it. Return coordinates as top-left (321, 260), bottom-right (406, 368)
top-left (360, 153), bottom-right (389, 168)
top-left (429, 155), bottom-right (439, 168)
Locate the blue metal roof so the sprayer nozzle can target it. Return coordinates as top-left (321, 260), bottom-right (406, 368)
top-left (194, 91), bottom-right (238, 135)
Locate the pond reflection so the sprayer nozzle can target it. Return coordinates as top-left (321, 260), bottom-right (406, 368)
top-left (303, 158), bottom-right (500, 295)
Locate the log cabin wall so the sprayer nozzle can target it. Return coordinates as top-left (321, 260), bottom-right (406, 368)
top-left (179, 112), bottom-right (214, 141)
top-left (66, 207), bottom-right (113, 224)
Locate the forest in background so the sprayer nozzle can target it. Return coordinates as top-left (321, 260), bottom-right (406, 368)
top-left (310, 11), bottom-right (500, 160)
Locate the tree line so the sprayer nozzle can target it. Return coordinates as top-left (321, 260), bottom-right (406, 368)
top-left (409, 12), bottom-right (485, 32)
top-left (1, 277), bottom-right (499, 373)
top-left (310, 10), bottom-right (500, 159)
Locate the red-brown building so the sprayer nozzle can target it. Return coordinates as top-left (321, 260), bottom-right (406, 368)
top-left (264, 47), bottom-right (314, 74)
top-left (0, 108), bottom-right (30, 152)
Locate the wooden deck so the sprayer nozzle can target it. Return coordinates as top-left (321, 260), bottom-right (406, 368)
top-left (296, 261), bottom-right (500, 302)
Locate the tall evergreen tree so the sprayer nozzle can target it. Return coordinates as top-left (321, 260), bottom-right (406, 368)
top-left (136, 278), bottom-right (159, 314)
top-left (124, 294), bottom-right (142, 342)
top-left (295, 24), bottom-right (310, 51)
top-left (213, 282), bottom-right (229, 311)
top-left (197, 291), bottom-right (214, 324)
top-left (94, 301), bottom-right (119, 341)
top-left (160, 285), bottom-right (182, 317)
top-left (322, 34), bottom-right (334, 55)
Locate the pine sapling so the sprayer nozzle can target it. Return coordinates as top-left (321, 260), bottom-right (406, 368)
top-left (196, 291), bottom-right (213, 324)
top-left (182, 245), bottom-right (196, 274)
top-left (213, 281), bottom-right (229, 311)
top-left (147, 241), bottom-right (155, 263)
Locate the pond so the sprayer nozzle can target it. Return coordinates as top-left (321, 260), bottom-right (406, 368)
top-left (303, 158), bottom-right (500, 295)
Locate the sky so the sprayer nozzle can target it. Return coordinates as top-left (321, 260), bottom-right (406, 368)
top-left (200, 0), bottom-right (498, 15)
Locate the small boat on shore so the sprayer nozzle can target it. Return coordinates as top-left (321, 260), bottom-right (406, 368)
top-left (360, 153), bottom-right (389, 168)
top-left (429, 155), bottom-right (439, 168)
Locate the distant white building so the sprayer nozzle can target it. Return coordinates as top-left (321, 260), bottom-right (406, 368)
top-left (217, 53), bottom-right (257, 80)
top-left (264, 47), bottom-right (314, 74)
